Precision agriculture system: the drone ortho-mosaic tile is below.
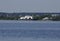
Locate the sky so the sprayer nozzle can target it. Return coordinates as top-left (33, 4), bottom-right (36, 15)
top-left (0, 0), bottom-right (60, 13)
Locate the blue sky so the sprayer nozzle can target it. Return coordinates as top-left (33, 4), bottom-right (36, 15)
top-left (0, 0), bottom-right (60, 12)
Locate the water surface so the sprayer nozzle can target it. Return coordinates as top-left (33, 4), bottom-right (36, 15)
top-left (0, 20), bottom-right (60, 41)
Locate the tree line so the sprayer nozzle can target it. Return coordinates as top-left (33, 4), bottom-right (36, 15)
top-left (0, 12), bottom-right (60, 21)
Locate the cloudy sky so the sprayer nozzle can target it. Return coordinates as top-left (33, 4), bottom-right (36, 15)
top-left (0, 0), bottom-right (60, 12)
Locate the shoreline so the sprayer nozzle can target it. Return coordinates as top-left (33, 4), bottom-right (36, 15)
top-left (0, 20), bottom-right (60, 23)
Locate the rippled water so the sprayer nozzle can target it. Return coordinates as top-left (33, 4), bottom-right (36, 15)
top-left (0, 20), bottom-right (60, 41)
